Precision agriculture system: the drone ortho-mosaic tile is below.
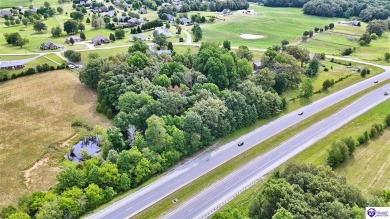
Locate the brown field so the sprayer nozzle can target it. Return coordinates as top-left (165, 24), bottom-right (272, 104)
top-left (0, 70), bottom-right (110, 207)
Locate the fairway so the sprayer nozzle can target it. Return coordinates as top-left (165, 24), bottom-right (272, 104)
top-left (0, 70), bottom-right (110, 207)
top-left (200, 5), bottom-right (339, 48)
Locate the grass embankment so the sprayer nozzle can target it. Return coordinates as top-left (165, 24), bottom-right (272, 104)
top-left (133, 76), bottom-right (390, 218)
top-left (220, 84), bottom-right (390, 215)
top-left (0, 70), bottom-right (110, 207)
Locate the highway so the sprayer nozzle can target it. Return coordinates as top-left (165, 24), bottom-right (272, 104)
top-left (164, 79), bottom-right (390, 219)
top-left (85, 62), bottom-right (390, 219)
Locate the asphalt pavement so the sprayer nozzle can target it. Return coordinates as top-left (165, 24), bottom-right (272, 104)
top-left (85, 63), bottom-right (390, 219)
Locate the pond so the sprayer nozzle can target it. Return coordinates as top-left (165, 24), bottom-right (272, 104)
top-left (65, 136), bottom-right (102, 162)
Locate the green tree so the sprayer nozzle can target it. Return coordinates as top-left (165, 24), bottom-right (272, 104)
top-left (7, 212), bottom-right (31, 219)
top-left (57, 6), bottom-right (63, 14)
top-left (80, 31), bottom-right (86, 40)
top-left (223, 40), bottom-right (231, 50)
top-left (51, 26), bottom-right (62, 37)
top-left (63, 20), bottom-right (79, 34)
top-left (33, 21), bottom-right (47, 32)
top-left (98, 163), bottom-right (120, 188)
top-left (84, 184), bottom-right (104, 209)
top-left (367, 19), bottom-right (388, 36)
top-left (322, 79), bottom-right (332, 90)
top-left (145, 115), bottom-right (169, 152)
top-left (107, 126), bottom-right (125, 151)
top-left (192, 24), bottom-right (203, 41)
top-left (15, 37), bottom-right (29, 48)
top-left (56, 167), bottom-right (86, 192)
top-left (385, 52), bottom-right (390, 61)
top-left (134, 157), bottom-right (151, 185)
top-left (22, 18), bottom-right (28, 26)
top-left (167, 41), bottom-right (173, 51)
top-left (204, 57), bottom-right (229, 89)
top-left (272, 208), bottom-right (293, 219)
top-left (79, 59), bottom-right (104, 89)
top-left (109, 33), bottom-right (116, 41)
top-left (236, 58), bottom-right (252, 79)
top-left (299, 77), bottom-right (313, 98)
top-left (152, 74), bottom-right (171, 88)
top-left (128, 39), bottom-right (149, 53)
top-left (153, 33), bottom-right (167, 47)
top-left (127, 51), bottom-right (148, 69)
top-left (236, 45), bottom-right (253, 61)
top-left (78, 22), bottom-right (85, 32)
top-left (69, 52), bottom-right (81, 62)
top-left (307, 58), bottom-right (319, 77)
top-left (71, 11), bottom-right (84, 21)
top-left (119, 173), bottom-right (131, 191)
top-left (36, 198), bottom-right (63, 219)
top-left (115, 28), bottom-right (126, 39)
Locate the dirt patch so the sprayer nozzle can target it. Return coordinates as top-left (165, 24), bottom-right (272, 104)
top-left (23, 158), bottom-right (49, 188)
top-left (239, 33), bottom-right (264, 39)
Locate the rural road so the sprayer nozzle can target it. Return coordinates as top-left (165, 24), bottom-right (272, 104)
top-left (85, 62), bottom-right (390, 219)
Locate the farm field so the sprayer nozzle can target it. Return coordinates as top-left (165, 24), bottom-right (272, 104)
top-left (0, 70), bottom-right (110, 207)
top-left (352, 32), bottom-right (390, 64)
top-left (300, 32), bottom-right (359, 55)
top-left (200, 6), bottom-right (339, 48)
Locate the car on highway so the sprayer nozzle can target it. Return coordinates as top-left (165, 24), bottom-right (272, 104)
top-left (374, 80), bottom-right (379, 83)
top-left (238, 141), bottom-right (244, 146)
top-left (298, 112), bottom-right (304, 115)
top-left (385, 92), bottom-right (389, 96)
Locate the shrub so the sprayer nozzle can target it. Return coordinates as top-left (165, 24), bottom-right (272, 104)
top-left (324, 67), bottom-right (329, 72)
top-left (64, 50), bottom-right (75, 58)
top-left (69, 52), bottom-right (81, 62)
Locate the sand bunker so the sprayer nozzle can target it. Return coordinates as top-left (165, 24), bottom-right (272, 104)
top-left (240, 33), bottom-right (264, 39)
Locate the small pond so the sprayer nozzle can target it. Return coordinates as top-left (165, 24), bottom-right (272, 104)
top-left (65, 136), bottom-right (102, 162)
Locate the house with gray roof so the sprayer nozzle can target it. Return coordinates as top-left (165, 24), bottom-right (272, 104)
top-left (40, 42), bottom-right (61, 50)
top-left (104, 10), bottom-right (116, 17)
top-left (130, 34), bottom-right (147, 41)
top-left (154, 27), bottom-right (172, 37)
top-left (0, 10), bottom-right (12, 18)
top-left (92, 35), bottom-right (110, 46)
top-left (0, 60), bottom-right (25, 70)
top-left (180, 17), bottom-right (192, 25)
top-left (165, 13), bottom-right (175, 22)
top-left (66, 36), bottom-right (82, 43)
top-left (138, 7), bottom-right (147, 14)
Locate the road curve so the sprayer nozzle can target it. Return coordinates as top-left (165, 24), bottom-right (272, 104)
top-left (85, 63), bottom-right (390, 219)
top-left (164, 80), bottom-right (390, 219)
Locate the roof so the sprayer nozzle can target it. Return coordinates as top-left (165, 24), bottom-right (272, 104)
top-left (92, 35), bottom-right (109, 44)
top-left (104, 10), bottom-right (116, 17)
top-left (162, 3), bottom-right (171, 6)
top-left (66, 36), bottom-right (81, 41)
top-left (155, 27), bottom-right (172, 37)
top-left (0, 59), bottom-right (28, 68)
top-left (166, 14), bottom-right (175, 21)
top-left (157, 50), bottom-right (172, 55)
top-left (180, 17), bottom-right (191, 23)
top-left (0, 10), bottom-right (12, 17)
top-left (41, 42), bottom-right (57, 47)
top-left (253, 62), bottom-right (262, 67)
top-left (130, 34), bottom-right (147, 41)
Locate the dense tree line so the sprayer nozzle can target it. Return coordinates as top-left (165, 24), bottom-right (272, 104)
top-left (302, 0), bottom-right (390, 21)
top-left (213, 163), bottom-right (389, 219)
top-left (264, 0), bottom-right (309, 8)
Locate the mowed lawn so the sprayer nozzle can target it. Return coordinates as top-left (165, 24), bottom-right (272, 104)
top-left (0, 70), bottom-right (110, 207)
top-left (200, 6), bottom-right (339, 48)
top-left (291, 98), bottom-right (390, 192)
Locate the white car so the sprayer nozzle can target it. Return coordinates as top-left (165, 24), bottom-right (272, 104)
top-left (68, 64), bottom-right (75, 69)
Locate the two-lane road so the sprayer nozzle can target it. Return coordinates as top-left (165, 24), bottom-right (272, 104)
top-left (86, 63), bottom-right (390, 219)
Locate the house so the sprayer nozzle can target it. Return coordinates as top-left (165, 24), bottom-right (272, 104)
top-left (118, 16), bottom-right (128, 22)
top-left (130, 34), bottom-right (147, 41)
top-left (165, 13), bottom-right (175, 22)
top-left (157, 49), bottom-right (172, 55)
top-left (221, 9), bottom-right (231, 15)
top-left (92, 35), bottom-right (110, 46)
top-left (0, 60), bottom-right (24, 70)
top-left (172, 0), bottom-right (181, 5)
top-left (349, 21), bottom-right (360, 26)
top-left (40, 42), bottom-right (60, 50)
top-left (15, 6), bottom-right (24, 10)
top-left (128, 17), bottom-right (144, 26)
top-left (0, 10), bottom-right (12, 18)
top-left (162, 3), bottom-right (171, 7)
top-left (253, 62), bottom-right (263, 71)
top-left (122, 2), bottom-right (129, 8)
top-left (66, 36), bottom-right (82, 43)
top-left (98, 6), bottom-right (109, 12)
top-left (138, 7), bottom-right (147, 14)
top-left (113, 0), bottom-right (121, 5)
top-left (29, 8), bottom-right (38, 13)
top-left (104, 10), bottom-right (116, 17)
top-left (180, 17), bottom-right (192, 25)
top-left (154, 27), bottom-right (172, 37)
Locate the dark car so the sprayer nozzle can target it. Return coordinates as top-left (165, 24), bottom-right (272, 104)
top-left (385, 92), bottom-right (389, 96)
top-left (374, 80), bottom-right (379, 83)
top-left (238, 141), bottom-right (244, 146)
top-left (298, 112), bottom-right (304, 115)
